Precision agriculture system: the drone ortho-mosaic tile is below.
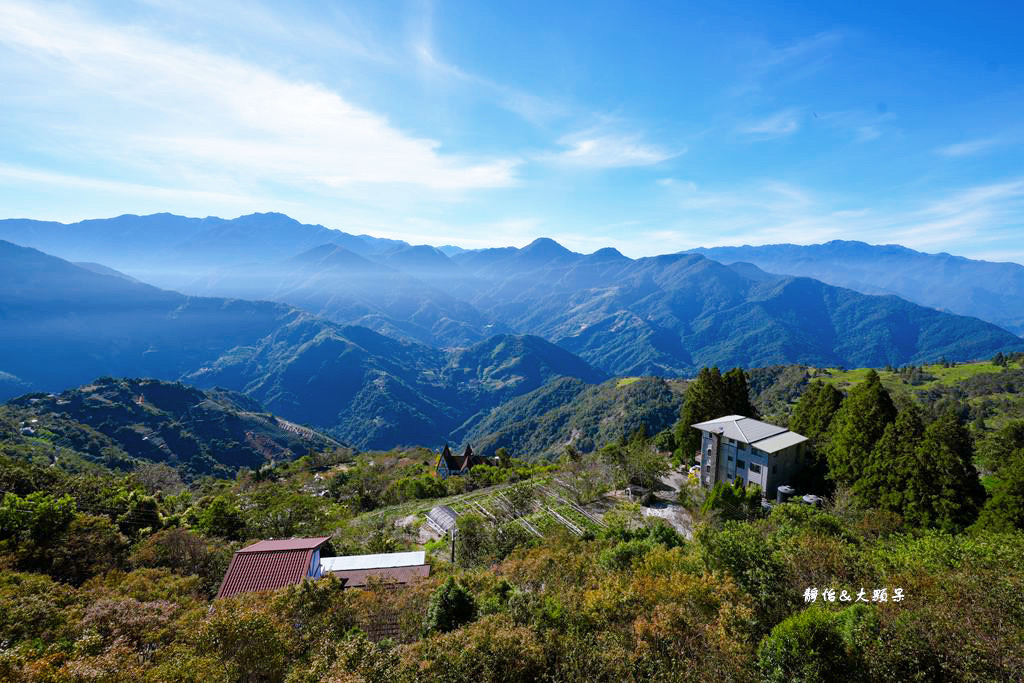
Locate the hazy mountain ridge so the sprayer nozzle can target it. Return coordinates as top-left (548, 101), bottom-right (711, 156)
top-left (690, 241), bottom-right (1024, 336)
top-left (0, 212), bottom-right (407, 270)
top-left (0, 241), bottom-right (606, 448)
top-left (186, 324), bottom-right (608, 449)
top-left (2, 213), bottom-right (1022, 392)
top-left (448, 248), bottom-right (1022, 374)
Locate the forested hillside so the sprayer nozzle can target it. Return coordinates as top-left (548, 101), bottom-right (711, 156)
top-left (691, 240), bottom-right (1024, 335)
top-left (461, 376), bottom-right (685, 459)
top-left (2, 378), bottom-right (342, 478)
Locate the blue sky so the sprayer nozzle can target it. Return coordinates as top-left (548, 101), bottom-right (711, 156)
top-left (1, 1), bottom-right (1023, 262)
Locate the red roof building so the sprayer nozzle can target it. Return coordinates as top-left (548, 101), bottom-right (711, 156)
top-left (216, 536), bottom-right (331, 599)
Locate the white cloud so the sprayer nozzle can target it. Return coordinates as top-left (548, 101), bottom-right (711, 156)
top-left (738, 109), bottom-right (802, 138)
top-left (545, 131), bottom-right (679, 169)
top-left (936, 137), bottom-right (1004, 157)
top-left (0, 1), bottom-right (518, 192)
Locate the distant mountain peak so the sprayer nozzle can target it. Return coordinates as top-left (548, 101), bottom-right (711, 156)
top-left (587, 247), bottom-right (630, 262)
top-left (291, 243), bottom-right (377, 270)
top-left (384, 244), bottom-right (451, 265)
top-left (516, 238), bottom-right (579, 266)
top-left (523, 237), bottom-right (571, 253)
top-left (232, 211), bottom-right (306, 226)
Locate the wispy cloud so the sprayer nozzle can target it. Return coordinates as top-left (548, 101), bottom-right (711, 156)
top-left (0, 1), bottom-right (519, 194)
top-left (653, 175), bottom-right (1024, 262)
top-left (898, 178), bottom-right (1024, 247)
top-left (760, 31), bottom-right (844, 71)
top-left (730, 31), bottom-right (843, 97)
top-left (854, 125), bottom-right (882, 143)
top-left (545, 131), bottom-right (680, 169)
top-left (815, 109), bottom-right (896, 144)
top-left (936, 137), bottom-right (1005, 157)
top-left (738, 109), bottom-right (802, 138)
top-left (407, 1), bottom-right (567, 124)
top-left (0, 163), bottom-right (266, 205)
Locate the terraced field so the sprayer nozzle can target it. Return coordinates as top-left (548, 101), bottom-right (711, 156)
top-left (357, 475), bottom-right (608, 539)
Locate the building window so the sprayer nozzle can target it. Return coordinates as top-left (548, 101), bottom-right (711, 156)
top-left (749, 463), bottom-right (761, 473)
top-left (727, 456), bottom-right (733, 462)
top-left (772, 465), bottom-right (777, 474)
top-left (737, 459), bottom-right (746, 469)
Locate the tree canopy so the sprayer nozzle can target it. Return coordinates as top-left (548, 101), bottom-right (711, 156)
top-left (824, 370), bottom-right (897, 487)
top-left (676, 366), bottom-right (757, 458)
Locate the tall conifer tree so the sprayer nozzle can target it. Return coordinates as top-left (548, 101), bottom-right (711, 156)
top-left (789, 380), bottom-right (843, 445)
top-left (724, 367), bottom-right (758, 419)
top-left (676, 367), bottom-right (727, 458)
top-left (676, 366), bottom-right (757, 459)
top-left (824, 370), bottom-right (897, 486)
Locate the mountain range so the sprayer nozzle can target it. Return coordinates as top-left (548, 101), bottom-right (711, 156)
top-left (2, 213), bottom-right (1020, 377)
top-left (689, 241), bottom-right (1024, 336)
top-left (0, 240), bottom-right (605, 448)
top-left (1, 212), bottom-right (1022, 453)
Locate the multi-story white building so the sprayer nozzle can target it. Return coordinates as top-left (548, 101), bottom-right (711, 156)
top-left (692, 415), bottom-right (808, 498)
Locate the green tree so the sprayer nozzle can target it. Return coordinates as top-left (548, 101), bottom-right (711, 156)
top-left (194, 495), bottom-right (246, 541)
top-left (974, 450), bottom-right (1024, 531)
top-left (676, 367), bottom-right (728, 458)
top-left (455, 512), bottom-right (493, 568)
top-left (0, 491), bottom-right (76, 544)
top-left (854, 407), bottom-right (983, 531)
top-left (425, 577), bottom-right (477, 634)
top-left (111, 489), bottom-right (163, 538)
top-left (701, 478), bottom-right (763, 521)
top-left (698, 521), bottom-right (794, 633)
top-left (976, 419), bottom-right (1024, 475)
top-left (48, 514), bottom-right (129, 585)
top-left (906, 410), bottom-right (984, 530)
top-left (599, 432), bottom-right (669, 489)
top-left (676, 367), bottom-right (757, 460)
top-left (758, 606), bottom-right (873, 683)
top-left (789, 381), bottom-right (843, 444)
top-left (854, 406), bottom-right (926, 510)
top-left (504, 482), bottom-right (535, 517)
top-left (651, 429), bottom-right (676, 453)
top-left (824, 370), bottom-right (897, 486)
top-left (723, 366), bottom-right (758, 419)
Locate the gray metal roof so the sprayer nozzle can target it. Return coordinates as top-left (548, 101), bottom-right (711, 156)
top-left (691, 415), bottom-right (788, 444)
top-left (751, 431), bottom-right (808, 453)
top-left (426, 505), bottom-right (458, 533)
